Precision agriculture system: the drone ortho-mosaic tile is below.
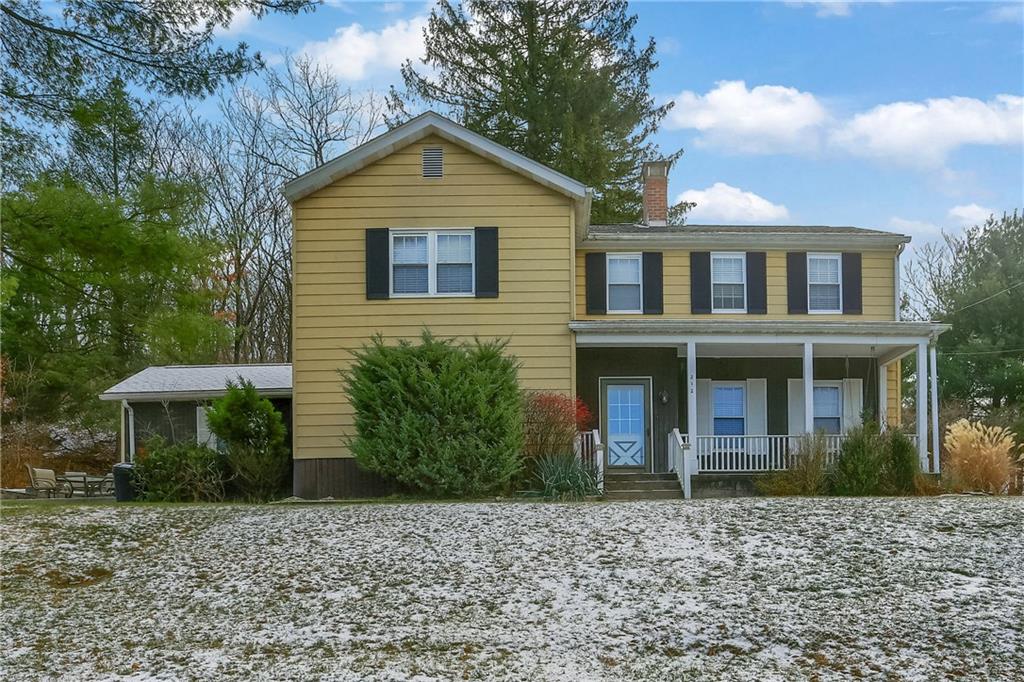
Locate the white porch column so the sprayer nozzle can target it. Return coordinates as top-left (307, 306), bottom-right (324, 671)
top-left (878, 361), bottom-right (888, 431)
top-left (930, 343), bottom-right (940, 474)
top-left (803, 342), bottom-right (814, 434)
top-left (916, 342), bottom-right (928, 471)
top-left (686, 341), bottom-right (697, 447)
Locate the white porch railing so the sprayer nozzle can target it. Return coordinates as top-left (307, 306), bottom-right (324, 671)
top-left (668, 428), bottom-right (692, 498)
top-left (574, 429), bottom-right (604, 492)
top-left (693, 433), bottom-right (920, 473)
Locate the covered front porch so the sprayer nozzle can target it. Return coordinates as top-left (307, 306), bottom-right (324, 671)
top-left (571, 320), bottom-right (949, 497)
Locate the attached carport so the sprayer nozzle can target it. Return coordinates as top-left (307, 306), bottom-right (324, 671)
top-left (99, 364), bottom-right (292, 462)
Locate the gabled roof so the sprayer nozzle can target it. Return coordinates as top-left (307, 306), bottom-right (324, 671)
top-left (99, 364), bottom-right (292, 402)
top-left (281, 112), bottom-right (593, 222)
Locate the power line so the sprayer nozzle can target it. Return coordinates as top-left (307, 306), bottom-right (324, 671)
top-left (943, 280), bottom-right (1024, 317)
top-left (941, 347), bottom-right (1024, 357)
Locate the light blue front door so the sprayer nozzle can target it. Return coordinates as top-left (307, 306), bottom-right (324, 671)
top-left (606, 383), bottom-right (647, 467)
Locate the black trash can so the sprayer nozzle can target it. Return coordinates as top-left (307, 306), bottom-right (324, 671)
top-left (112, 462), bottom-right (137, 502)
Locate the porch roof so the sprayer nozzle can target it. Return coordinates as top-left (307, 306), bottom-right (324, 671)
top-left (570, 319), bottom-right (949, 360)
top-left (99, 364), bottom-right (293, 402)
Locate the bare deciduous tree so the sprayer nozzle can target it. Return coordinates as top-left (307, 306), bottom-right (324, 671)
top-left (153, 55), bottom-right (386, 363)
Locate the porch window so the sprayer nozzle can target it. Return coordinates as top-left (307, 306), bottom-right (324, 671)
top-left (712, 384), bottom-right (745, 435)
top-left (391, 230), bottom-right (474, 296)
top-left (813, 384), bottom-right (842, 434)
top-left (711, 253), bottom-right (746, 312)
top-left (607, 253), bottom-right (642, 313)
top-left (807, 253), bottom-right (841, 313)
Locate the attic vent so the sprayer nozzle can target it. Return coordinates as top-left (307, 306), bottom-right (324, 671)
top-left (422, 146), bottom-right (443, 178)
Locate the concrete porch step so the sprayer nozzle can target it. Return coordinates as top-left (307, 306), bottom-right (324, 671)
top-left (603, 478), bottom-right (682, 492)
top-left (603, 472), bottom-right (678, 482)
top-left (603, 488), bottom-right (684, 501)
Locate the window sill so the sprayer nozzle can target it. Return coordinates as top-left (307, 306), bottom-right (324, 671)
top-left (389, 292), bottom-right (476, 299)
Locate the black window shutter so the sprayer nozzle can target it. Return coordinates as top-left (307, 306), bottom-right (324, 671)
top-left (642, 252), bottom-right (663, 314)
top-left (787, 252), bottom-right (807, 314)
top-left (474, 227), bottom-right (499, 298)
top-left (746, 252), bottom-right (767, 314)
top-left (690, 252), bottom-right (711, 314)
top-left (842, 252), bottom-right (862, 314)
top-left (585, 252), bottom-right (606, 314)
top-left (365, 228), bottom-right (389, 300)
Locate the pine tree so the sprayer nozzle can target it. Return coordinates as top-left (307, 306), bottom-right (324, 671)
top-left (392, 0), bottom-right (688, 224)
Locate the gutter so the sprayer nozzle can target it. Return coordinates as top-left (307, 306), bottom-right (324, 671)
top-left (100, 389), bottom-right (293, 402)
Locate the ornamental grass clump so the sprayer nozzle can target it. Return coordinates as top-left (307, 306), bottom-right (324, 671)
top-left (344, 331), bottom-right (524, 497)
top-left (756, 432), bottom-right (829, 496)
top-left (533, 453), bottom-right (600, 501)
top-left (943, 419), bottom-right (1018, 494)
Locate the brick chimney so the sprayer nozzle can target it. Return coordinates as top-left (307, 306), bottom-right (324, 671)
top-left (641, 161), bottom-right (670, 226)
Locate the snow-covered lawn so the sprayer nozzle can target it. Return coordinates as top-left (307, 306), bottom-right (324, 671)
top-left (2, 497), bottom-right (1022, 681)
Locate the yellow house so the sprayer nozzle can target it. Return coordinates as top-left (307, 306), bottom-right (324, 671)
top-left (282, 112), bottom-right (948, 498)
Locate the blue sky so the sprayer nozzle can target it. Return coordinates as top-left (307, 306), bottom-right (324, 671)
top-left (221, 1), bottom-right (1023, 247)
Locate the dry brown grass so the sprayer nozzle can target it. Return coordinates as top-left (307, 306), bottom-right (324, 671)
top-left (943, 419), bottom-right (1019, 494)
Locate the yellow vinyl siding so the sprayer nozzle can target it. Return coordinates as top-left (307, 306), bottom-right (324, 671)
top-left (291, 135), bottom-right (575, 460)
top-left (887, 360), bottom-right (902, 426)
top-left (575, 250), bottom-right (897, 320)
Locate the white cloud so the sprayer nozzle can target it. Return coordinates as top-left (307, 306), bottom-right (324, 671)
top-left (888, 217), bottom-right (942, 239)
top-left (667, 80), bottom-right (829, 153)
top-left (984, 4), bottom-right (1024, 24)
top-left (677, 183), bottom-right (790, 223)
top-left (948, 203), bottom-right (995, 226)
top-left (215, 7), bottom-right (255, 36)
top-left (830, 95), bottom-right (1024, 167)
top-left (300, 17), bottom-right (427, 81)
top-left (785, 2), bottom-right (852, 18)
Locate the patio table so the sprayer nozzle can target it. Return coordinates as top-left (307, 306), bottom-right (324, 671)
top-left (58, 474), bottom-right (115, 497)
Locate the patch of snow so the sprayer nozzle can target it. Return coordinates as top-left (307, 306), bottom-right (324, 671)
top-left (1, 497), bottom-right (1022, 680)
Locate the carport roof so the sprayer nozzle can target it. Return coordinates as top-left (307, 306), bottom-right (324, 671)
top-left (99, 364), bottom-right (292, 402)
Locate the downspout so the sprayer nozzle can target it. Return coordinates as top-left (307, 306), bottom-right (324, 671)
top-left (895, 243), bottom-right (905, 321)
top-left (122, 400), bottom-right (136, 463)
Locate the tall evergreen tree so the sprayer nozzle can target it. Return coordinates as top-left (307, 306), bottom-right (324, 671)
top-left (392, 0), bottom-right (687, 224)
top-left (1, 0), bottom-right (314, 121)
top-left (1, 96), bottom-right (229, 428)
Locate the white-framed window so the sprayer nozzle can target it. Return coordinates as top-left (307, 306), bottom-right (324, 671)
top-left (711, 252), bottom-right (746, 312)
top-left (712, 382), bottom-right (745, 436)
top-left (807, 253), bottom-right (842, 313)
top-left (390, 229), bottom-right (474, 297)
top-left (607, 253), bottom-right (643, 313)
top-left (813, 382), bottom-right (842, 434)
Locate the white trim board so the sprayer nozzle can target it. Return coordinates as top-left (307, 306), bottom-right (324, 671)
top-left (569, 319), bottom-right (948, 338)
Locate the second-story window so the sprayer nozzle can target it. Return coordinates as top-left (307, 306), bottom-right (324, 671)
top-left (391, 230), bottom-right (474, 297)
top-left (607, 253), bottom-right (642, 313)
top-left (711, 253), bottom-right (746, 312)
top-left (808, 253), bottom-right (842, 313)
